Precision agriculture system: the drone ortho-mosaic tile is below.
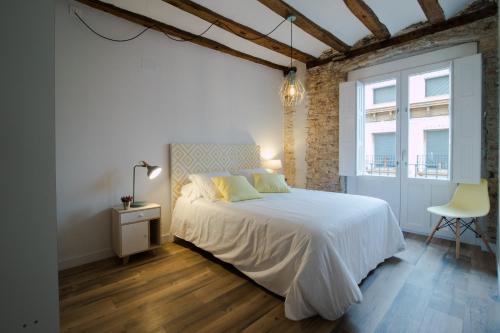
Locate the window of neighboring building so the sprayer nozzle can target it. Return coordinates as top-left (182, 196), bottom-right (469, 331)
top-left (425, 75), bottom-right (449, 97)
top-left (425, 130), bottom-right (449, 170)
top-left (373, 132), bottom-right (396, 168)
top-left (373, 85), bottom-right (396, 104)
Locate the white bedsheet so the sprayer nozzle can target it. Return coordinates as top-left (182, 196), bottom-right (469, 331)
top-left (171, 188), bottom-right (405, 321)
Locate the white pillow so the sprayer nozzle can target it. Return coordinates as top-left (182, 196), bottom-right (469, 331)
top-left (235, 168), bottom-right (270, 185)
top-left (180, 183), bottom-right (202, 203)
top-left (188, 170), bottom-right (231, 201)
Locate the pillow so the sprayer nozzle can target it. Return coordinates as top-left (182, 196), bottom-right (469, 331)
top-left (211, 176), bottom-right (263, 202)
top-left (253, 173), bottom-right (290, 193)
top-left (180, 183), bottom-right (202, 203)
top-left (188, 171), bottom-right (231, 201)
top-left (235, 168), bottom-right (270, 185)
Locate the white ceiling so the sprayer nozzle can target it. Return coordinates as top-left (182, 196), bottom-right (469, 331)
top-left (364, 0), bottom-right (427, 35)
top-left (96, 0), bottom-right (475, 68)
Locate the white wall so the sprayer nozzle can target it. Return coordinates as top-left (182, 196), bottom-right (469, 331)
top-left (1, 0), bottom-right (60, 331)
top-left (56, 0), bottom-right (283, 269)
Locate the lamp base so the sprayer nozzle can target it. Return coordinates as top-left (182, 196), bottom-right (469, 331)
top-left (130, 201), bottom-right (148, 208)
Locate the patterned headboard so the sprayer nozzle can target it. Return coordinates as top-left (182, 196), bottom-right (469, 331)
top-left (170, 144), bottom-right (261, 207)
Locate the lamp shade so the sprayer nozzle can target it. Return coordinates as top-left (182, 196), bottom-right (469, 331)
top-left (146, 165), bottom-right (162, 179)
top-left (131, 161), bottom-right (162, 208)
top-left (262, 159), bottom-right (282, 170)
top-left (279, 69), bottom-right (305, 107)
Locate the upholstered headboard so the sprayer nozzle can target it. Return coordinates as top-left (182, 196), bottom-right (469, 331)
top-left (170, 143), bottom-right (261, 207)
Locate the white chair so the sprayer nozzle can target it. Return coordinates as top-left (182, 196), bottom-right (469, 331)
top-left (426, 179), bottom-right (494, 258)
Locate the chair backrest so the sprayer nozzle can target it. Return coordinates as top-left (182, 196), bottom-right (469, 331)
top-left (450, 178), bottom-right (490, 216)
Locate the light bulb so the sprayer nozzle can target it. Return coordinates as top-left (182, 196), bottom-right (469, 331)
top-left (289, 85), bottom-right (296, 96)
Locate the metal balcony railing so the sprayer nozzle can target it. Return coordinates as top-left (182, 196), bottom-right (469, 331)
top-left (363, 154), bottom-right (449, 179)
top-left (413, 154), bottom-right (449, 179)
top-left (364, 155), bottom-right (397, 176)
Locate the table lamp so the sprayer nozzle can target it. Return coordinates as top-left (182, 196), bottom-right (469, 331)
top-left (262, 159), bottom-right (282, 173)
top-left (131, 160), bottom-right (162, 207)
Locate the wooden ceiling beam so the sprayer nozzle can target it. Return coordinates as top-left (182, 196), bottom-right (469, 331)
top-left (75, 0), bottom-right (288, 71)
top-left (418, 0), bottom-right (445, 24)
top-left (163, 0), bottom-right (316, 63)
top-left (257, 0), bottom-right (350, 53)
top-left (343, 0), bottom-right (390, 39)
top-left (307, 3), bottom-right (497, 69)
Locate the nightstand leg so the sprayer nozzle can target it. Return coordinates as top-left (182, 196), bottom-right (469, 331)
top-left (122, 256), bottom-right (129, 265)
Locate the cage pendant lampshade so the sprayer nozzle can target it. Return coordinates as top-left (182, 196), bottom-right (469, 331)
top-left (280, 69), bottom-right (305, 106)
top-left (279, 15), bottom-right (305, 107)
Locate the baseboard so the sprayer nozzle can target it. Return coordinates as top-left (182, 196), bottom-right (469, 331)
top-left (402, 228), bottom-right (478, 245)
top-left (162, 233), bottom-right (174, 243)
top-left (58, 248), bottom-right (114, 271)
top-left (404, 228), bottom-right (497, 255)
top-left (480, 240), bottom-right (497, 255)
top-left (58, 235), bottom-right (174, 271)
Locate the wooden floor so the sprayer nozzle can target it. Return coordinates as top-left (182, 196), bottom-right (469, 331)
top-left (59, 234), bottom-right (499, 333)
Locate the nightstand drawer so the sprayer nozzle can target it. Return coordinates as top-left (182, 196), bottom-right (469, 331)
top-left (121, 208), bottom-right (160, 224)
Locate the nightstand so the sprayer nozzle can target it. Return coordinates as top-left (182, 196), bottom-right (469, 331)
top-left (111, 203), bottom-right (162, 264)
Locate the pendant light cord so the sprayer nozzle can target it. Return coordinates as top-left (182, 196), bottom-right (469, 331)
top-left (75, 12), bottom-right (152, 42)
top-left (218, 19), bottom-right (287, 41)
top-left (75, 11), bottom-right (287, 43)
top-left (290, 18), bottom-right (293, 68)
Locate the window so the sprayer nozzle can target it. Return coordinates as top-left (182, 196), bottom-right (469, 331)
top-left (373, 85), bottom-right (396, 104)
top-left (360, 78), bottom-right (397, 177)
top-left (373, 133), bottom-right (396, 168)
top-left (408, 69), bottom-right (450, 179)
top-left (425, 75), bottom-right (449, 97)
top-left (423, 129), bottom-right (449, 171)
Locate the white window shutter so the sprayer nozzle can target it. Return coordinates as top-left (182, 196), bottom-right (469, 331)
top-left (339, 81), bottom-right (357, 176)
top-left (451, 54), bottom-right (482, 184)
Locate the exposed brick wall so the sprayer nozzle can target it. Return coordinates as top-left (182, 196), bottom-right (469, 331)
top-left (304, 16), bottom-right (498, 242)
top-left (306, 62), bottom-right (346, 192)
top-left (283, 105), bottom-right (296, 186)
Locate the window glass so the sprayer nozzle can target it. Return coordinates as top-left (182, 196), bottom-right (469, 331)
top-left (424, 130), bottom-right (449, 170)
top-left (425, 75), bottom-right (449, 97)
top-left (408, 69), bottom-right (450, 179)
top-left (373, 133), bottom-right (396, 167)
top-left (360, 79), bottom-right (397, 177)
top-left (373, 85), bottom-right (396, 104)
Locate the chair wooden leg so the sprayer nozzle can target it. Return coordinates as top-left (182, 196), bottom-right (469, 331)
top-left (473, 218), bottom-right (495, 256)
top-left (455, 218), bottom-right (460, 259)
top-left (426, 216), bottom-right (444, 244)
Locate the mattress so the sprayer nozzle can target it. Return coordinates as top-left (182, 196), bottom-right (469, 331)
top-left (171, 188), bottom-right (405, 320)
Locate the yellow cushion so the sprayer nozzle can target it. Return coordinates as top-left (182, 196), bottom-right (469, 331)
top-left (211, 176), bottom-right (263, 202)
top-left (253, 173), bottom-right (290, 193)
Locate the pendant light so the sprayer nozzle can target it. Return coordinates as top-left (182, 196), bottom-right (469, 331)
top-left (279, 15), bottom-right (305, 107)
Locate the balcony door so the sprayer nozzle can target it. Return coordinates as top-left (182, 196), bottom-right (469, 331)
top-left (341, 51), bottom-right (482, 242)
top-left (347, 63), bottom-right (459, 237)
top-left (346, 73), bottom-right (402, 219)
top-left (399, 62), bottom-right (457, 236)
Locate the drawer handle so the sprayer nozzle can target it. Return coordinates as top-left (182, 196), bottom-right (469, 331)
top-left (137, 213), bottom-right (145, 218)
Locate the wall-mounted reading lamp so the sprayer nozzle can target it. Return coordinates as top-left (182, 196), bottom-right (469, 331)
top-left (131, 160), bottom-right (162, 207)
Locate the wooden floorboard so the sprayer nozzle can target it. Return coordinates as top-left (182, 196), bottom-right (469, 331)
top-left (59, 233), bottom-right (498, 333)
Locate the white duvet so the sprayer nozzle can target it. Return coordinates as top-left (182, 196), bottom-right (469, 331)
top-left (171, 188), bottom-right (405, 321)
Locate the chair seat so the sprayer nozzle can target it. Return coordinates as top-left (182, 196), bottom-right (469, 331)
top-left (427, 204), bottom-right (488, 218)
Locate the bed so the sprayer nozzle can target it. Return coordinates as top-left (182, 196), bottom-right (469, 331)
top-left (169, 144), bottom-right (406, 321)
